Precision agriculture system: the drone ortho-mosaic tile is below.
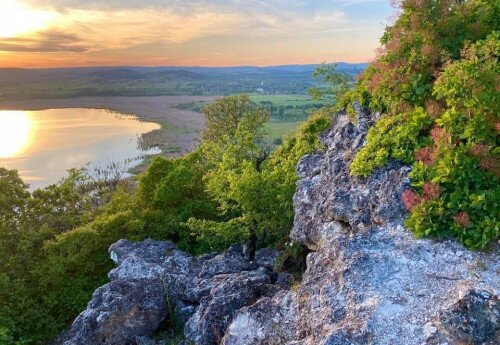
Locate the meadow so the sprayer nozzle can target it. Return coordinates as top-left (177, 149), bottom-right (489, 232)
top-left (176, 93), bottom-right (324, 141)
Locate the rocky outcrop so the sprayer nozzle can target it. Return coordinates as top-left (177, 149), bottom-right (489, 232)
top-left (222, 107), bottom-right (500, 345)
top-left (60, 106), bottom-right (499, 345)
top-left (58, 240), bottom-right (286, 345)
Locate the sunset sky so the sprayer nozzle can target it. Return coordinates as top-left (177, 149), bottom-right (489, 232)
top-left (0, 0), bottom-right (393, 68)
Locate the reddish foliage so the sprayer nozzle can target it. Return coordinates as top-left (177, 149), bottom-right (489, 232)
top-left (367, 73), bottom-right (383, 92)
top-left (470, 144), bottom-right (490, 157)
top-left (375, 47), bottom-right (387, 58)
top-left (479, 157), bottom-right (499, 176)
top-left (421, 44), bottom-right (441, 63)
top-left (401, 101), bottom-right (413, 112)
top-left (422, 182), bottom-right (442, 200)
top-left (415, 146), bottom-right (436, 166)
top-left (495, 122), bottom-right (500, 132)
top-left (430, 126), bottom-right (450, 145)
top-left (479, 158), bottom-right (493, 170)
top-left (372, 60), bottom-right (390, 73)
top-left (389, 0), bottom-right (403, 8)
top-left (401, 189), bottom-right (422, 210)
top-left (405, 0), bottom-right (426, 10)
top-left (425, 99), bottom-right (442, 118)
top-left (386, 37), bottom-right (401, 51)
top-left (454, 211), bottom-right (471, 228)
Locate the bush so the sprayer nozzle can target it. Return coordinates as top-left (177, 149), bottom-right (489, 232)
top-left (345, 0), bottom-right (499, 248)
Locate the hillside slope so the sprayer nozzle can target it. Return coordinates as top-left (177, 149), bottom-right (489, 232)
top-left (58, 106), bottom-right (499, 345)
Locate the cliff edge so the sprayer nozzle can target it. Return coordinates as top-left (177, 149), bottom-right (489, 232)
top-left (59, 108), bottom-right (499, 345)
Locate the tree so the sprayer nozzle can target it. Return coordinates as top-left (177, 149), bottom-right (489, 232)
top-left (309, 63), bottom-right (355, 103)
top-left (201, 95), bottom-right (267, 143)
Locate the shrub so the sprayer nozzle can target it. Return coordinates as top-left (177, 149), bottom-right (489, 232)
top-left (346, 0), bottom-right (499, 248)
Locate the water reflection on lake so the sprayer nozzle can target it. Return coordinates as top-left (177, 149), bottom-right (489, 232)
top-left (0, 108), bottom-right (161, 190)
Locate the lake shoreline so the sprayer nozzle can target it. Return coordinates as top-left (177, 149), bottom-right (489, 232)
top-left (0, 95), bottom-right (217, 157)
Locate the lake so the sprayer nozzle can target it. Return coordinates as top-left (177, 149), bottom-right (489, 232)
top-left (0, 108), bottom-right (161, 190)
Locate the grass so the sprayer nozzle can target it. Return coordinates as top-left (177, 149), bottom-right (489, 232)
top-left (265, 121), bottom-right (302, 141)
top-left (177, 94), bottom-right (322, 110)
top-left (248, 93), bottom-right (320, 106)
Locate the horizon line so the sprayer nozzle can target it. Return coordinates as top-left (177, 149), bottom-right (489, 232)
top-left (0, 61), bottom-right (369, 70)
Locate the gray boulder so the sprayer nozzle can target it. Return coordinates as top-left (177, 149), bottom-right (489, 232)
top-left (58, 241), bottom-right (284, 345)
top-left (222, 107), bottom-right (500, 345)
top-left (62, 279), bottom-right (167, 345)
top-left (59, 106), bottom-right (499, 345)
top-left (439, 289), bottom-right (499, 344)
top-left (184, 268), bottom-right (271, 345)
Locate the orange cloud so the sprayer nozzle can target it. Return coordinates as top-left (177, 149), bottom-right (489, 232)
top-left (1, 0), bottom-right (391, 67)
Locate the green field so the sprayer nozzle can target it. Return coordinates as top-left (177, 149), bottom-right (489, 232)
top-left (248, 94), bottom-right (319, 106)
top-left (265, 121), bottom-right (303, 142)
top-left (176, 94), bottom-right (322, 141)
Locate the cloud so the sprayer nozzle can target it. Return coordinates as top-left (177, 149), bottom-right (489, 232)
top-left (14, 1), bottom-right (349, 53)
top-left (5, 0), bottom-right (392, 67)
top-left (0, 30), bottom-right (89, 52)
top-left (20, 0), bottom-right (385, 11)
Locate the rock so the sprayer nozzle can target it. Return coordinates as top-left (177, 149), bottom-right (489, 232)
top-left (135, 336), bottom-right (156, 345)
top-left (439, 289), bottom-right (499, 344)
top-left (199, 244), bottom-right (254, 278)
top-left (254, 248), bottom-right (281, 270)
top-left (423, 322), bottom-right (437, 340)
top-left (275, 272), bottom-right (293, 289)
top-left (61, 278), bottom-right (167, 345)
top-left (222, 107), bottom-right (500, 345)
top-left (59, 107), bottom-right (499, 345)
top-left (58, 240), bottom-right (285, 345)
top-left (184, 268), bottom-right (271, 345)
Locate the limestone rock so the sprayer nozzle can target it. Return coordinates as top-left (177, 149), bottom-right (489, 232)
top-left (58, 241), bottom-right (284, 345)
top-left (439, 289), bottom-right (499, 344)
top-left (61, 278), bottom-right (167, 345)
top-left (222, 107), bottom-right (500, 345)
top-left (59, 107), bottom-right (499, 345)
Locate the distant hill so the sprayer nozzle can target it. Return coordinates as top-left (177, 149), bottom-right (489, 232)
top-left (0, 63), bottom-right (367, 100)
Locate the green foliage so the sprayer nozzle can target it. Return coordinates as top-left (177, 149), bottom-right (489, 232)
top-left (0, 168), bottom-right (146, 344)
top-left (351, 107), bottom-right (433, 176)
top-left (0, 75), bottom-right (329, 345)
top-left (185, 218), bottom-right (250, 254)
top-left (309, 63), bottom-right (354, 106)
top-left (346, 0), bottom-right (499, 248)
top-left (136, 151), bottom-right (220, 251)
top-left (199, 95), bottom-right (330, 250)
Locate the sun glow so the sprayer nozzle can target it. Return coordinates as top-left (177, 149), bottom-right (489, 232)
top-left (0, 111), bottom-right (33, 158)
top-left (0, 0), bottom-right (54, 38)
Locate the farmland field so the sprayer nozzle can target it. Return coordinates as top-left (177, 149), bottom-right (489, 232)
top-left (177, 93), bottom-right (323, 141)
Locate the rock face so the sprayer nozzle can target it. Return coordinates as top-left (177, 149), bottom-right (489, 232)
top-left (59, 107), bottom-right (499, 345)
top-left (222, 107), bottom-right (500, 345)
top-left (58, 240), bottom-right (285, 345)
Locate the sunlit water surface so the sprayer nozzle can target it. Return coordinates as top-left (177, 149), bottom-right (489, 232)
top-left (0, 108), bottom-right (161, 190)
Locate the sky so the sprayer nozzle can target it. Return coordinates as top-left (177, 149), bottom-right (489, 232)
top-left (0, 0), bottom-right (393, 68)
